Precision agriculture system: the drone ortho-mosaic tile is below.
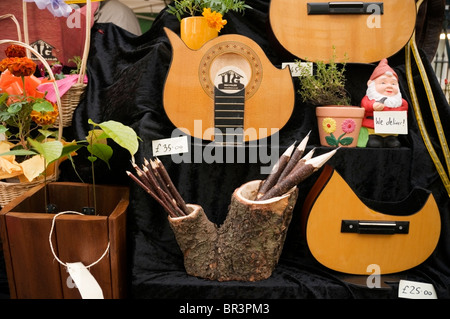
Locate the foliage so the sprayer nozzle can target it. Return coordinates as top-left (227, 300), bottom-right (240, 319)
top-left (167, 0), bottom-right (251, 21)
top-left (296, 48), bottom-right (351, 106)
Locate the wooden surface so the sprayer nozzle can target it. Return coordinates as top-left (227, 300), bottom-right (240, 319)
top-left (269, 0), bottom-right (417, 63)
top-left (0, 182), bottom-right (129, 299)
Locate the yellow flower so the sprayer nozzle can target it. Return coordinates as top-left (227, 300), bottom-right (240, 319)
top-left (30, 101), bottom-right (59, 126)
top-left (202, 8), bottom-right (227, 32)
top-left (322, 117), bottom-right (336, 134)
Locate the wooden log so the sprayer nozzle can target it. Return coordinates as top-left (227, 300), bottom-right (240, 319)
top-left (168, 180), bottom-right (298, 281)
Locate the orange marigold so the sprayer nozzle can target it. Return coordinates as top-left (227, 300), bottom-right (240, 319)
top-left (0, 57), bottom-right (36, 77)
top-left (202, 8), bottom-right (227, 32)
top-left (5, 45), bottom-right (26, 58)
top-left (31, 102), bottom-right (59, 126)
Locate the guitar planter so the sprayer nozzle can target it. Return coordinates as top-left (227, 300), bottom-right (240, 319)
top-left (168, 180), bottom-right (298, 281)
top-left (163, 28), bottom-right (294, 144)
top-left (302, 165), bottom-right (441, 275)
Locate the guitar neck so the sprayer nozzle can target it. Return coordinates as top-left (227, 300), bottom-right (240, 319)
top-left (214, 87), bottom-right (245, 145)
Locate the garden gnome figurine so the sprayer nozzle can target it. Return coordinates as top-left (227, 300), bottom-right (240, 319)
top-left (360, 58), bottom-right (408, 147)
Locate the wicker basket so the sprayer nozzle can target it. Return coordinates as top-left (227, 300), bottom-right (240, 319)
top-left (0, 39), bottom-right (63, 208)
top-left (22, 0), bottom-right (92, 128)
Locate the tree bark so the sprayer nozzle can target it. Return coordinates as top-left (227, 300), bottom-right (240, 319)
top-left (168, 180), bottom-right (299, 281)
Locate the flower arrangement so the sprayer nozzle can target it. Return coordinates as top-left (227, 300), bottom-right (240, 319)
top-left (296, 47), bottom-right (351, 106)
top-left (167, 0), bottom-right (251, 32)
top-left (0, 44), bottom-right (62, 182)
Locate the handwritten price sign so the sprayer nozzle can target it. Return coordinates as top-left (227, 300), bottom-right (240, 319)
top-left (398, 280), bottom-right (437, 299)
top-left (152, 136), bottom-right (189, 156)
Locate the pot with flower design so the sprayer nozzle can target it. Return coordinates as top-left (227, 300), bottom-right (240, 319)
top-left (167, 0), bottom-right (251, 50)
top-left (296, 48), bottom-right (364, 148)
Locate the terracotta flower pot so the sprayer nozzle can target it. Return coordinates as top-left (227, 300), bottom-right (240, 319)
top-left (316, 106), bottom-right (365, 147)
top-left (180, 16), bottom-right (218, 50)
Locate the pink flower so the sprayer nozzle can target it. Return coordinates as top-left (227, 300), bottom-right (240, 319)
top-left (341, 119), bottom-right (356, 133)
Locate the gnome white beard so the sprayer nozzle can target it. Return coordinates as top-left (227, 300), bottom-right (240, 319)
top-left (366, 82), bottom-right (403, 108)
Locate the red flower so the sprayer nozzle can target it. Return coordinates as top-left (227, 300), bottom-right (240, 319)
top-left (0, 57), bottom-right (36, 77)
top-left (4, 45), bottom-right (26, 58)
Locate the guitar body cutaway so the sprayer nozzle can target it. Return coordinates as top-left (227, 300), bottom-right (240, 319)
top-left (302, 165), bottom-right (441, 275)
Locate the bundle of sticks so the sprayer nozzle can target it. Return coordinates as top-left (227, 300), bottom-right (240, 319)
top-left (127, 133), bottom-right (338, 216)
top-left (256, 132), bottom-right (338, 201)
top-left (126, 158), bottom-right (190, 218)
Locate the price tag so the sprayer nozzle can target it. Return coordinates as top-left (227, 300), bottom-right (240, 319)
top-left (282, 62), bottom-right (313, 77)
top-left (67, 262), bottom-right (104, 299)
top-left (398, 280), bottom-right (437, 299)
top-left (152, 136), bottom-right (189, 156)
top-left (374, 111), bottom-right (408, 134)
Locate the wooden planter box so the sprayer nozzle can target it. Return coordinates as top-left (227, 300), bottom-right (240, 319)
top-left (0, 182), bottom-right (129, 299)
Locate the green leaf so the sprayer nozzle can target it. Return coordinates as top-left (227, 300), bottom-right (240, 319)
top-left (7, 102), bottom-right (25, 114)
top-left (325, 135), bottom-right (339, 147)
top-left (0, 149), bottom-right (37, 157)
top-left (32, 100), bottom-right (54, 112)
top-left (87, 143), bottom-right (113, 167)
top-left (339, 137), bottom-right (354, 146)
top-left (0, 93), bottom-right (8, 105)
top-left (0, 125), bottom-right (8, 134)
top-left (93, 120), bottom-right (139, 156)
top-left (28, 139), bottom-right (63, 165)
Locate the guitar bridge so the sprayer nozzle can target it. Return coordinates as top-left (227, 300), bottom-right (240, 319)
top-left (307, 2), bottom-right (384, 15)
top-left (341, 220), bottom-right (409, 234)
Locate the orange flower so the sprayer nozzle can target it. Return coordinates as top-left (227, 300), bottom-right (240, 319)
top-left (5, 45), bottom-right (26, 58)
top-left (30, 102), bottom-right (59, 126)
top-left (202, 8), bottom-right (227, 32)
top-left (6, 57), bottom-right (37, 77)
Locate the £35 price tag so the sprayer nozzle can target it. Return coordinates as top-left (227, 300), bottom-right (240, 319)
top-left (152, 136), bottom-right (189, 156)
top-left (398, 280), bottom-right (437, 299)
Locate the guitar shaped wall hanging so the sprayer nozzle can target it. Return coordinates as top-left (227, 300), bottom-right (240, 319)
top-left (269, 0), bottom-right (417, 63)
top-left (163, 28), bottom-right (295, 144)
top-left (301, 165), bottom-right (441, 275)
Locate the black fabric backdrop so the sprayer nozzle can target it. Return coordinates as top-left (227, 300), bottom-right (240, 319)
top-left (51, 0), bottom-right (450, 299)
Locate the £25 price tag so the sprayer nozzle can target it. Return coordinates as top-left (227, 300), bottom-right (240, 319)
top-left (398, 280), bottom-right (437, 299)
top-left (152, 136), bottom-right (189, 156)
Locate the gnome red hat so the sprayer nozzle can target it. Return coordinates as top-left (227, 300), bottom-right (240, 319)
top-left (369, 58), bottom-right (398, 81)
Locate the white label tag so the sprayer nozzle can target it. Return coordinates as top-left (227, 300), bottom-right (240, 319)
top-left (398, 280), bottom-right (437, 299)
top-left (67, 262), bottom-right (104, 299)
top-left (282, 62), bottom-right (313, 77)
top-left (152, 136), bottom-right (189, 156)
top-left (373, 111), bottom-right (408, 134)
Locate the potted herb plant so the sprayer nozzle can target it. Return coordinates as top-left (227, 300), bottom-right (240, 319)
top-left (167, 0), bottom-right (251, 49)
top-left (296, 48), bottom-right (365, 147)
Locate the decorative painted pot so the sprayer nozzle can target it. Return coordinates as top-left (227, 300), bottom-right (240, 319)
top-left (180, 16), bottom-right (218, 50)
top-left (316, 106), bottom-right (365, 147)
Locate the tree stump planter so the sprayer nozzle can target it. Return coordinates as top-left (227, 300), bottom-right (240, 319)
top-left (0, 182), bottom-right (128, 299)
top-left (168, 180), bottom-right (299, 281)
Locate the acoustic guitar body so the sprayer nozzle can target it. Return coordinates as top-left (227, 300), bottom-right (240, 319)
top-left (163, 28), bottom-right (295, 143)
top-left (302, 165), bottom-right (441, 275)
top-left (269, 0), bottom-right (417, 63)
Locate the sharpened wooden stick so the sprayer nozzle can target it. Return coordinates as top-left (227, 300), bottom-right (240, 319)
top-left (256, 141), bottom-right (296, 199)
top-left (258, 149), bottom-right (338, 201)
top-left (154, 157), bottom-right (190, 215)
top-left (126, 171), bottom-right (178, 218)
top-left (276, 131), bottom-right (310, 183)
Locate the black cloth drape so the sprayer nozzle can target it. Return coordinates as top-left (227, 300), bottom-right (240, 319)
top-left (53, 0), bottom-right (450, 299)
